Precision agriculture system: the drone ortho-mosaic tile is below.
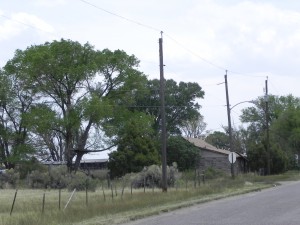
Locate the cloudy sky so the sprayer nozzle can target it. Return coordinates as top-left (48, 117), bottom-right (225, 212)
top-left (1, 0), bottom-right (300, 157)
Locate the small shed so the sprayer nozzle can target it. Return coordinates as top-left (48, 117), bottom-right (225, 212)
top-left (185, 137), bottom-right (247, 175)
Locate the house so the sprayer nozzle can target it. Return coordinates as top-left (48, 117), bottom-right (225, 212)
top-left (185, 137), bottom-right (247, 175)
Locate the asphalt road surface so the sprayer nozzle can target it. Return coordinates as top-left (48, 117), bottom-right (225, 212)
top-left (121, 181), bottom-right (300, 225)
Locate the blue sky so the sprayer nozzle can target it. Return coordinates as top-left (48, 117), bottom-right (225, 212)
top-left (1, 0), bottom-right (300, 158)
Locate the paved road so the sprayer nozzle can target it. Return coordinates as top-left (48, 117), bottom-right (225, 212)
top-left (121, 181), bottom-right (300, 225)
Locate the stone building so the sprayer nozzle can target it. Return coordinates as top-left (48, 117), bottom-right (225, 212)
top-left (185, 137), bottom-right (247, 175)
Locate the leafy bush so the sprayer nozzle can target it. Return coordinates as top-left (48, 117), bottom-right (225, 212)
top-left (27, 170), bottom-right (50, 188)
top-left (0, 169), bottom-right (20, 188)
top-left (16, 157), bottom-right (46, 179)
top-left (89, 169), bottom-right (109, 180)
top-left (130, 164), bottom-right (179, 188)
top-left (204, 167), bottom-right (226, 179)
top-left (167, 136), bottom-right (200, 171)
top-left (67, 171), bottom-right (97, 192)
top-left (48, 165), bottom-right (69, 188)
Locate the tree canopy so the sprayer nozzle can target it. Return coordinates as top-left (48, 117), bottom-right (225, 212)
top-left (240, 94), bottom-right (300, 173)
top-left (134, 79), bottom-right (204, 135)
top-left (108, 113), bottom-right (160, 177)
top-left (166, 136), bottom-right (200, 171)
top-left (2, 39), bottom-right (148, 171)
top-left (0, 39), bottom-right (206, 174)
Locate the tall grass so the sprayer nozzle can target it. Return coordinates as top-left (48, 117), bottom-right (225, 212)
top-left (0, 171), bottom-right (299, 225)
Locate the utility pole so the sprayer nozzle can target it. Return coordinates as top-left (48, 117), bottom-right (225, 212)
top-left (159, 32), bottom-right (167, 192)
top-left (265, 77), bottom-right (270, 175)
top-left (224, 71), bottom-right (234, 178)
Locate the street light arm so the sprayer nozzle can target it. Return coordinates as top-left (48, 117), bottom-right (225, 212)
top-left (230, 100), bottom-right (256, 111)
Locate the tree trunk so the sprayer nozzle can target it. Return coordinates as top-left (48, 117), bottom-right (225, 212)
top-left (73, 152), bottom-right (85, 172)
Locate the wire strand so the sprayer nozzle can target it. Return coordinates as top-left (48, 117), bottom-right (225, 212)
top-left (78, 0), bottom-right (161, 33)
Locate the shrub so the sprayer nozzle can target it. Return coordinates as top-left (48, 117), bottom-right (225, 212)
top-left (89, 169), bottom-right (109, 180)
top-left (204, 167), bottom-right (226, 179)
top-left (16, 157), bottom-right (46, 179)
top-left (0, 169), bottom-right (20, 188)
top-left (27, 170), bottom-right (50, 188)
top-left (67, 171), bottom-right (97, 192)
top-left (48, 165), bottom-right (69, 189)
top-left (130, 164), bottom-right (179, 188)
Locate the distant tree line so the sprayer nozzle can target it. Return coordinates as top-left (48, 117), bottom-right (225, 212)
top-left (205, 94), bottom-right (300, 174)
top-left (1, 38), bottom-right (296, 177)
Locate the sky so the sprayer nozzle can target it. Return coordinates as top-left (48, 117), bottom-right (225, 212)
top-left (1, 0), bottom-right (300, 158)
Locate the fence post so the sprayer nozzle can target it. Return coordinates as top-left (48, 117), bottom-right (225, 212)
top-left (42, 192), bottom-right (46, 214)
top-left (110, 184), bottom-right (114, 201)
top-left (64, 188), bottom-right (76, 211)
top-left (102, 184), bottom-right (106, 202)
top-left (152, 175), bottom-right (154, 193)
top-left (115, 184), bottom-right (117, 196)
top-left (10, 189), bottom-right (18, 216)
top-left (59, 188), bottom-right (61, 210)
top-left (86, 179), bottom-right (88, 206)
top-left (121, 180), bottom-right (126, 200)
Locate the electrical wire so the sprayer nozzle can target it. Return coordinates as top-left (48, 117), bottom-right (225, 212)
top-left (0, 14), bottom-right (53, 34)
top-left (77, 0), bottom-right (272, 79)
top-left (0, 1), bottom-right (268, 79)
top-left (78, 0), bottom-right (161, 33)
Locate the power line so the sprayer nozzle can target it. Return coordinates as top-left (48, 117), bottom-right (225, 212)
top-left (0, 14), bottom-right (53, 34)
top-left (77, 0), bottom-right (235, 74)
top-left (78, 0), bottom-right (271, 78)
top-left (78, 0), bottom-right (161, 33)
top-left (1, 0), bottom-right (268, 79)
top-left (164, 33), bottom-right (227, 71)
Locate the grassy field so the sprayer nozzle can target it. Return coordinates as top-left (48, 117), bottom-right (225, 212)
top-left (1, 171), bottom-right (299, 225)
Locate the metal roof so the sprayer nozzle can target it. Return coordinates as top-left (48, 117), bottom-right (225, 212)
top-left (185, 137), bottom-right (232, 155)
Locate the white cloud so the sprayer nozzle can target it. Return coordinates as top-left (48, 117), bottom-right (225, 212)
top-left (162, 0), bottom-right (300, 74)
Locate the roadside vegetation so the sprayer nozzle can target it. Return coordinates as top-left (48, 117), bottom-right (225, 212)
top-left (1, 38), bottom-right (300, 225)
top-left (0, 167), bottom-right (299, 225)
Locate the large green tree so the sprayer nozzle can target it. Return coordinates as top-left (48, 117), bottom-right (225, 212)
top-left (205, 131), bottom-right (229, 150)
top-left (166, 136), bottom-right (200, 171)
top-left (240, 94), bottom-right (300, 173)
top-left (0, 69), bottom-right (35, 168)
top-left (134, 79), bottom-right (204, 135)
top-left (108, 113), bottom-right (160, 177)
top-left (4, 39), bottom-right (148, 171)
top-left (180, 115), bottom-right (207, 138)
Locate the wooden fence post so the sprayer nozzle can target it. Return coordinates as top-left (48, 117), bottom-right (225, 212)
top-left (10, 189), bottom-right (18, 216)
top-left (85, 179), bottom-right (88, 206)
top-left (102, 184), bottom-right (106, 202)
top-left (64, 188), bottom-right (76, 211)
top-left (59, 188), bottom-right (61, 210)
top-left (110, 184), bottom-right (114, 201)
top-left (42, 192), bottom-right (46, 214)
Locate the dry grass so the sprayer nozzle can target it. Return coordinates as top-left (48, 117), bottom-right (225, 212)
top-left (0, 171), bottom-right (299, 225)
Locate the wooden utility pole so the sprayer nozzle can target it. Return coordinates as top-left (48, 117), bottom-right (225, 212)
top-left (224, 71), bottom-right (234, 178)
top-left (159, 33), bottom-right (167, 192)
top-left (265, 78), bottom-right (270, 175)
